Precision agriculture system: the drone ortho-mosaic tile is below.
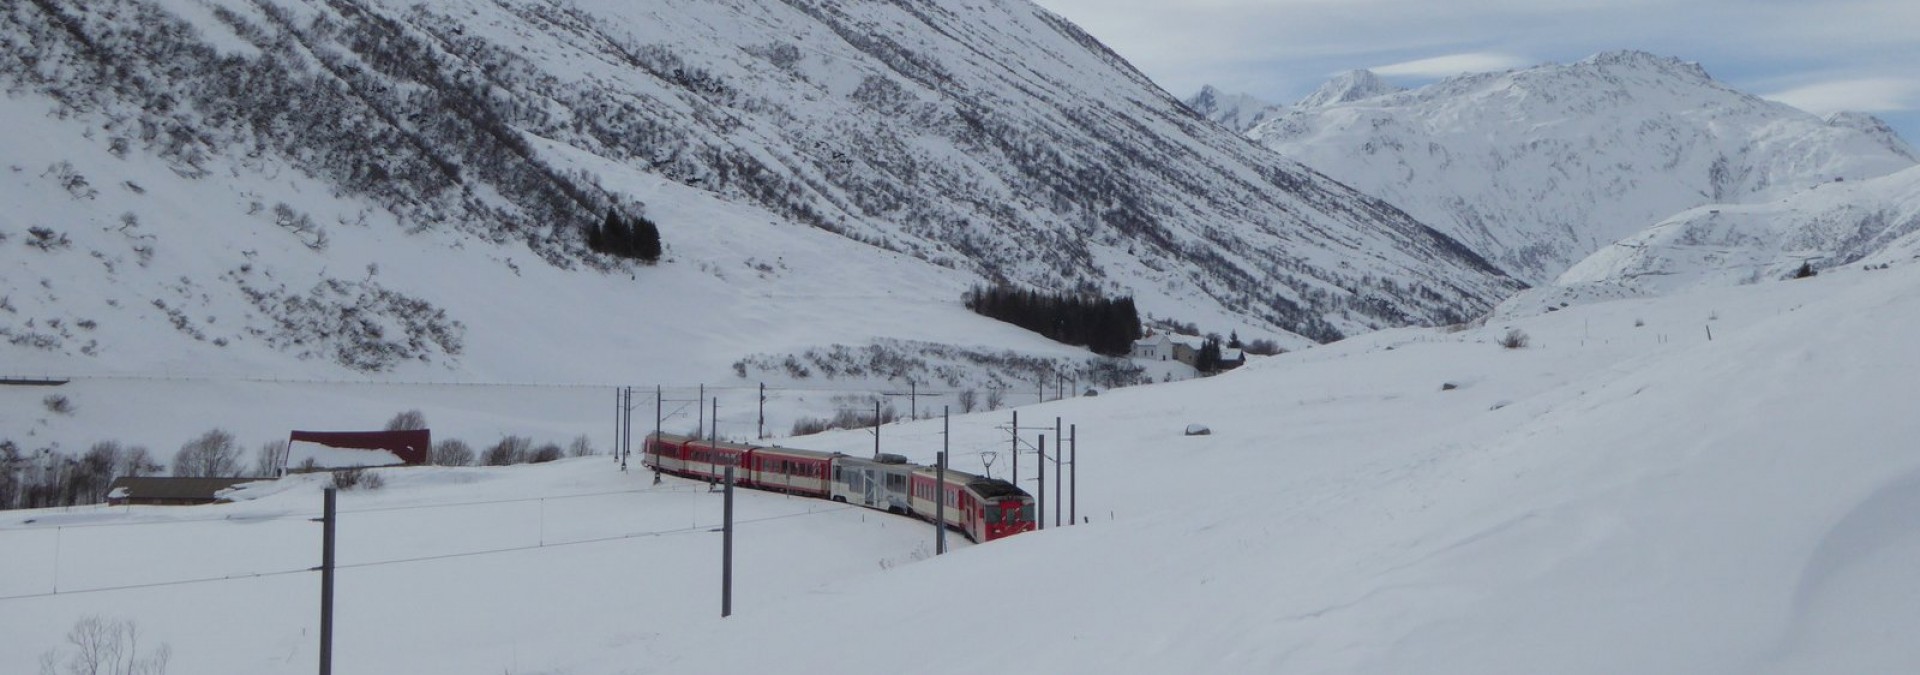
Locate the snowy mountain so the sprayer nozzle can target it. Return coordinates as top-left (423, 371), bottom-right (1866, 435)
top-left (1294, 69), bottom-right (1403, 109)
top-left (1187, 71), bottom-right (1402, 134)
top-left (1548, 165), bottom-right (1920, 295)
top-left (0, 0), bottom-right (1522, 388)
top-left (1183, 84), bottom-right (1282, 133)
top-left (1251, 51), bottom-right (1919, 285)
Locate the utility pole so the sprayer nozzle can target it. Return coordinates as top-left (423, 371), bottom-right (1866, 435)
top-left (613, 387), bottom-right (622, 466)
top-left (697, 384), bottom-right (705, 440)
top-left (710, 397), bottom-right (719, 443)
top-left (721, 466), bottom-right (733, 618)
top-left (871, 400), bottom-right (881, 459)
top-left (910, 382), bottom-right (917, 420)
top-left (757, 383), bottom-right (766, 440)
top-left (654, 385), bottom-right (663, 451)
top-left (318, 487), bottom-right (336, 675)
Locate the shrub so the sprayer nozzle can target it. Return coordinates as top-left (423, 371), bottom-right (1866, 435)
top-left (1499, 329), bottom-right (1530, 350)
top-left (431, 438), bottom-right (475, 466)
top-left (529, 443), bottom-right (564, 463)
top-left (568, 435), bottom-right (594, 457)
top-left (42, 395), bottom-right (75, 415)
top-left (1242, 338), bottom-right (1285, 356)
top-left (332, 467), bottom-right (385, 490)
top-left (482, 436), bottom-right (531, 466)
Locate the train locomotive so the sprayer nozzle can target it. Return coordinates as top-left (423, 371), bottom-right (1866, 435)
top-left (643, 432), bottom-right (1038, 542)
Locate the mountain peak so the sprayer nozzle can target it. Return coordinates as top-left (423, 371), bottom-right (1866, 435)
top-left (1575, 50), bottom-right (1713, 81)
top-left (1184, 85), bottom-right (1281, 133)
top-left (1296, 69), bottom-right (1402, 109)
top-left (1827, 112), bottom-right (1920, 162)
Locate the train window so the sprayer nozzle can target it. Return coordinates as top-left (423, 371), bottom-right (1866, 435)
top-left (887, 474), bottom-right (906, 492)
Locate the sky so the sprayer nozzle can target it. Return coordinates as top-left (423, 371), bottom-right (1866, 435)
top-left (1029, 0), bottom-right (1920, 144)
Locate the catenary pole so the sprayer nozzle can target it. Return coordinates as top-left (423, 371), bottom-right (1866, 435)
top-left (1011, 410), bottom-right (1019, 494)
top-left (722, 466), bottom-right (733, 618)
top-left (319, 487), bottom-right (336, 675)
top-left (936, 448), bottom-right (947, 556)
top-left (758, 383), bottom-right (766, 440)
top-left (1037, 434), bottom-right (1046, 531)
top-left (1055, 417), bottom-right (1063, 527)
top-left (1070, 424), bottom-right (1077, 525)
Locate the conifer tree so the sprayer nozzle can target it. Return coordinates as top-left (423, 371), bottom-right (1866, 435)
top-left (635, 213), bottom-right (663, 262)
top-left (603, 209), bottom-right (632, 257)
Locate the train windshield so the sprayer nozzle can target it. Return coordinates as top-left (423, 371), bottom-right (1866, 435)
top-left (992, 501), bottom-right (1034, 524)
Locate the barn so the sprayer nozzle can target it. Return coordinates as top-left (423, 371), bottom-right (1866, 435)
top-left (283, 429), bottom-right (431, 473)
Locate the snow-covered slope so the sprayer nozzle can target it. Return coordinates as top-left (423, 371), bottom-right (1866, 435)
top-left (0, 0), bottom-right (1521, 379)
top-left (1252, 51), bottom-right (1918, 284)
top-left (6, 251), bottom-right (1919, 674)
top-left (1550, 165), bottom-right (1920, 294)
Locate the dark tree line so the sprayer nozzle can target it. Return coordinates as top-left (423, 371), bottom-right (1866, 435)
top-left (587, 209), bottom-right (662, 262)
top-left (963, 285), bottom-right (1141, 356)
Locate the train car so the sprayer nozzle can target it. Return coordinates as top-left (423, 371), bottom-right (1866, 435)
top-left (909, 466), bottom-right (1037, 542)
top-left (678, 437), bottom-right (755, 483)
top-left (642, 432), bottom-right (697, 474)
top-left (967, 476), bottom-right (1038, 542)
top-left (830, 453), bottom-right (914, 513)
top-left (749, 445), bottom-right (838, 498)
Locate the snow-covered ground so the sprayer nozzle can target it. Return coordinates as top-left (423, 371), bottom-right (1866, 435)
top-left (7, 258), bottom-right (1919, 673)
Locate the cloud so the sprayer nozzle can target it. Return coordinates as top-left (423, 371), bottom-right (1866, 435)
top-left (1371, 53), bottom-right (1534, 78)
top-left (1764, 78), bottom-right (1920, 115)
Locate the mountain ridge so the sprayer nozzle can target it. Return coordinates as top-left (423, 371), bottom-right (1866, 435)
top-left (0, 0), bottom-right (1521, 381)
top-left (1250, 49), bottom-right (1918, 284)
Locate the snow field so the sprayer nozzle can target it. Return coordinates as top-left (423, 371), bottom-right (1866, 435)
top-left (8, 261), bottom-right (1916, 673)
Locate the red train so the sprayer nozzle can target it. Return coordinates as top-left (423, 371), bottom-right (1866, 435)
top-left (643, 432), bottom-right (1037, 542)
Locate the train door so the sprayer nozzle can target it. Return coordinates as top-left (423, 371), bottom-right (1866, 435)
top-left (861, 467), bottom-right (881, 507)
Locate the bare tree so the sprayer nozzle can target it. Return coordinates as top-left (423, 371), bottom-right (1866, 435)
top-left (568, 435), bottom-right (594, 457)
top-left (252, 440), bottom-right (286, 477)
top-left (171, 429), bottom-right (241, 477)
top-left (123, 446), bottom-right (161, 478)
top-left (383, 409), bottom-right (428, 431)
top-left (74, 442), bottom-right (123, 503)
top-left (985, 388), bottom-right (1005, 411)
top-left (957, 388), bottom-right (978, 414)
top-left (39, 615), bottom-right (171, 675)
